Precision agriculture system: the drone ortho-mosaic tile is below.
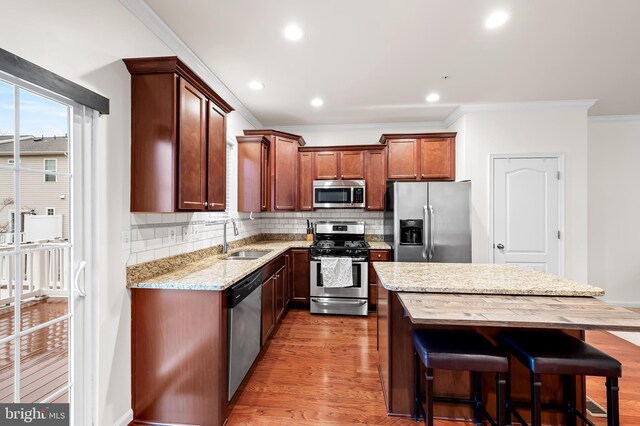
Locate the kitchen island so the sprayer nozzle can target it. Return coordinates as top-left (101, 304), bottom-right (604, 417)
top-left (373, 262), bottom-right (640, 424)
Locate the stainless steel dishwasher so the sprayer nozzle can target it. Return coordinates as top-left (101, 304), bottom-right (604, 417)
top-left (227, 269), bottom-right (262, 401)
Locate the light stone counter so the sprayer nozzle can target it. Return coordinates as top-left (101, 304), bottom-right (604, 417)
top-left (373, 262), bottom-right (604, 297)
top-left (128, 241), bottom-right (312, 291)
top-left (367, 241), bottom-right (392, 250)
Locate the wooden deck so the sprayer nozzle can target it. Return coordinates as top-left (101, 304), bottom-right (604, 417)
top-left (0, 297), bottom-right (68, 403)
top-left (228, 309), bottom-right (640, 425)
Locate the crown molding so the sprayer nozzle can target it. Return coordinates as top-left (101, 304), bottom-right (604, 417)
top-left (273, 119), bottom-right (447, 134)
top-left (588, 115), bottom-right (640, 123)
top-left (119, 0), bottom-right (262, 128)
top-left (457, 99), bottom-right (598, 114)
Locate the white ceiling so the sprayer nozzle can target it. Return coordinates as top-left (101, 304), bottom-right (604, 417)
top-left (144, 0), bottom-right (640, 125)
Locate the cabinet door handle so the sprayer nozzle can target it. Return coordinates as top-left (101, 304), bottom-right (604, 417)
top-left (184, 201), bottom-right (204, 205)
top-left (209, 202), bottom-right (224, 206)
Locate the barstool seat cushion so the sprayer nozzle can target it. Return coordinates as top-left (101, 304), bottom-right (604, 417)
top-left (412, 329), bottom-right (508, 372)
top-left (499, 330), bottom-right (622, 377)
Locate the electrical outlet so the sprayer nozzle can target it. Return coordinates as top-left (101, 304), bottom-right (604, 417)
top-left (121, 230), bottom-right (131, 250)
top-left (183, 226), bottom-right (191, 241)
top-left (168, 227), bottom-right (177, 244)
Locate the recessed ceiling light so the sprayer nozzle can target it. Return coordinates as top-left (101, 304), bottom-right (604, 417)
top-left (311, 97), bottom-right (324, 107)
top-left (283, 24), bottom-right (304, 41)
top-left (426, 93), bottom-right (440, 103)
top-left (247, 80), bottom-right (264, 91)
top-left (485, 10), bottom-right (509, 29)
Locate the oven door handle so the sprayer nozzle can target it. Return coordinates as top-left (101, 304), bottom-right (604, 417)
top-left (311, 298), bottom-right (367, 306)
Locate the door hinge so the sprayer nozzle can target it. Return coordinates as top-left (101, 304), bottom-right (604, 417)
top-left (558, 230), bottom-right (561, 239)
top-left (557, 171), bottom-right (561, 180)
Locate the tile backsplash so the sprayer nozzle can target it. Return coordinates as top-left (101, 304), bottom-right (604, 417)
top-left (128, 209), bottom-right (383, 266)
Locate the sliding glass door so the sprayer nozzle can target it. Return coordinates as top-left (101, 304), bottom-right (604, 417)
top-left (0, 72), bottom-right (92, 425)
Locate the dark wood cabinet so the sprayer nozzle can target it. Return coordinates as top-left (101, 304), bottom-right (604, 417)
top-left (314, 151), bottom-right (339, 180)
top-left (290, 249), bottom-right (310, 305)
top-left (284, 252), bottom-right (292, 307)
top-left (124, 56), bottom-right (233, 213)
top-left (274, 137), bottom-right (298, 210)
top-left (237, 136), bottom-right (270, 212)
top-left (369, 249), bottom-right (391, 311)
top-left (386, 138), bottom-right (419, 180)
top-left (381, 133), bottom-right (456, 181)
top-left (298, 152), bottom-right (314, 211)
top-left (242, 130), bottom-right (305, 212)
top-left (261, 275), bottom-right (275, 345)
top-left (420, 137), bottom-right (455, 180)
top-left (274, 265), bottom-right (286, 322)
top-left (178, 79), bottom-right (207, 210)
top-left (131, 289), bottom-right (228, 426)
top-left (207, 104), bottom-right (226, 211)
top-left (340, 151), bottom-right (365, 179)
top-left (365, 150), bottom-right (386, 211)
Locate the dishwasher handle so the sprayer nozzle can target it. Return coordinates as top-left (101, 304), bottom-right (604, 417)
top-left (228, 269), bottom-right (262, 308)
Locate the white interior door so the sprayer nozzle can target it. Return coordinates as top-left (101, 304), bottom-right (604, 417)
top-left (493, 157), bottom-right (560, 273)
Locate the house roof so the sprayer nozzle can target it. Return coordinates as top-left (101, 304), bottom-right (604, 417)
top-left (0, 135), bottom-right (68, 155)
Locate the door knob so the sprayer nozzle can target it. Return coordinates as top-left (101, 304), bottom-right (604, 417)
top-left (496, 243), bottom-right (504, 250)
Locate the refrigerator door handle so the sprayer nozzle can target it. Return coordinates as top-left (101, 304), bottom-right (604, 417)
top-left (422, 205), bottom-right (429, 260)
top-left (428, 205), bottom-right (435, 260)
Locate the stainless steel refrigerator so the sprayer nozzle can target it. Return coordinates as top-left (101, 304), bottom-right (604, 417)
top-left (384, 181), bottom-right (471, 262)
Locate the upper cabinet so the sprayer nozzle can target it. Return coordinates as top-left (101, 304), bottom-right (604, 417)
top-left (241, 129), bottom-right (305, 212)
top-left (124, 56), bottom-right (233, 213)
top-left (298, 152), bottom-right (314, 211)
top-left (340, 151), bottom-right (365, 180)
top-left (237, 135), bottom-right (270, 212)
top-left (365, 150), bottom-right (386, 211)
top-left (314, 151), bottom-right (339, 180)
top-left (380, 133), bottom-right (456, 181)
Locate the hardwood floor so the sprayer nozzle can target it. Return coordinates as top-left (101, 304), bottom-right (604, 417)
top-left (0, 298), bottom-right (68, 403)
top-left (228, 310), bottom-right (640, 425)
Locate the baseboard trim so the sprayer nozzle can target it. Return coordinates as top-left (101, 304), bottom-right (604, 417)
top-left (114, 408), bottom-right (133, 426)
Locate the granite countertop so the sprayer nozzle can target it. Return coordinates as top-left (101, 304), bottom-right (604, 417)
top-left (397, 293), bottom-right (640, 331)
top-left (373, 262), bottom-right (604, 297)
top-left (368, 241), bottom-right (392, 250)
top-left (128, 241), bottom-right (312, 291)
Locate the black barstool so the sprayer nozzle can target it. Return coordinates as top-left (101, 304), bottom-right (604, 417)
top-left (499, 330), bottom-right (622, 426)
top-left (412, 329), bottom-right (509, 426)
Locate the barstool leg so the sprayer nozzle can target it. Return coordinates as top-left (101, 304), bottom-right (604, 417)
top-left (473, 371), bottom-right (482, 425)
top-left (496, 372), bottom-right (506, 426)
top-left (505, 357), bottom-right (513, 426)
top-left (606, 376), bottom-right (620, 426)
top-left (530, 372), bottom-right (542, 426)
top-left (562, 375), bottom-right (577, 426)
top-left (425, 367), bottom-right (434, 426)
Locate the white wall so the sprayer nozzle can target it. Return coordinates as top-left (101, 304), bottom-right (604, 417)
top-left (588, 119), bottom-right (640, 306)
top-left (275, 123), bottom-right (447, 146)
top-left (452, 110), bottom-right (589, 282)
top-left (0, 1), bottom-right (173, 424)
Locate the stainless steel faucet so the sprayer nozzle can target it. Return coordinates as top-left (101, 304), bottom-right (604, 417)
top-left (223, 218), bottom-right (239, 254)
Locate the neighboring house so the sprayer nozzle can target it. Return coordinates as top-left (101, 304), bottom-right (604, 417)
top-left (0, 135), bottom-right (69, 241)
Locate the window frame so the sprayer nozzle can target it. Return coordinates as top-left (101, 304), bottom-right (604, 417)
top-left (44, 158), bottom-right (57, 182)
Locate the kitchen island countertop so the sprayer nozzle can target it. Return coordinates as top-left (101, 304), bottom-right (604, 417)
top-left (373, 262), bottom-right (604, 297)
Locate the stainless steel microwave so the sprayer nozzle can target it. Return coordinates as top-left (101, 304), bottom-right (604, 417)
top-left (313, 180), bottom-right (366, 208)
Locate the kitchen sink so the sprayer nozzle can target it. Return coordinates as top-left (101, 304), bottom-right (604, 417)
top-left (225, 250), bottom-right (272, 260)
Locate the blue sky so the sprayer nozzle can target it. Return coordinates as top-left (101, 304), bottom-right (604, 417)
top-left (0, 80), bottom-right (68, 137)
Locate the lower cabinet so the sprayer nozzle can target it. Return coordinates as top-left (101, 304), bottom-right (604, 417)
top-left (290, 249), bottom-right (310, 306)
top-left (274, 265), bottom-right (286, 322)
top-left (261, 276), bottom-right (275, 345)
top-left (369, 249), bottom-right (391, 311)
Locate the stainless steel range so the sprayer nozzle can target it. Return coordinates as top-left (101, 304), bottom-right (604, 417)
top-left (310, 221), bottom-right (369, 316)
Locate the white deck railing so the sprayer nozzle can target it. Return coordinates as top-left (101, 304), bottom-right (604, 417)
top-left (0, 242), bottom-right (68, 306)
